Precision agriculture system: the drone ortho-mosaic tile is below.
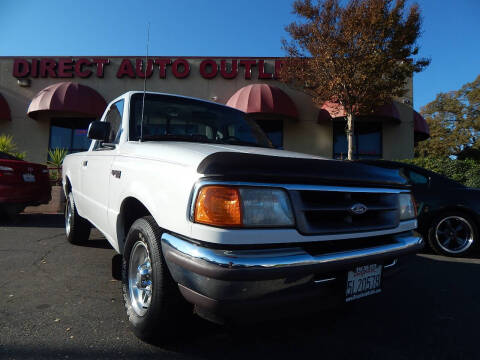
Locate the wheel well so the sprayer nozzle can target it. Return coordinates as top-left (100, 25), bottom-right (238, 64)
top-left (65, 177), bottom-right (72, 195)
top-left (423, 206), bottom-right (480, 233)
top-left (118, 197), bottom-right (151, 253)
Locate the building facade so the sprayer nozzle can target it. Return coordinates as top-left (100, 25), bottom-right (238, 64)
top-left (0, 56), bottom-right (428, 164)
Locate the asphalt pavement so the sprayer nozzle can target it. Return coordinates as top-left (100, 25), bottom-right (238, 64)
top-left (1, 214), bottom-right (480, 360)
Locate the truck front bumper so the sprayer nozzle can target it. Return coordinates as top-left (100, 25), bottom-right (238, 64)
top-left (161, 231), bottom-right (423, 321)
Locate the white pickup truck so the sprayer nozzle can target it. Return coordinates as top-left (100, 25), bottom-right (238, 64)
top-left (62, 91), bottom-right (423, 341)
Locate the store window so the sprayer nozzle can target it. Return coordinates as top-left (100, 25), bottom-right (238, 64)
top-left (49, 118), bottom-right (93, 154)
top-left (333, 121), bottom-right (382, 159)
top-left (255, 119), bottom-right (283, 149)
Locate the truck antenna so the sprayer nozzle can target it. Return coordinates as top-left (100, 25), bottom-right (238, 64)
top-left (140, 22), bottom-right (150, 142)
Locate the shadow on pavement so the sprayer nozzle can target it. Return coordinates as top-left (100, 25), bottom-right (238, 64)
top-left (0, 213), bottom-right (64, 228)
top-left (158, 254), bottom-right (480, 360)
top-left (0, 214), bottom-right (112, 249)
top-left (1, 255), bottom-right (480, 359)
top-left (73, 238), bottom-right (113, 250)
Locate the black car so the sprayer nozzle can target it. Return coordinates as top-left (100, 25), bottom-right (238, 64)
top-left (359, 160), bottom-right (480, 257)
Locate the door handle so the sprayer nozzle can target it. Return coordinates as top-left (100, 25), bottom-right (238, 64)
top-left (82, 161), bottom-right (88, 167)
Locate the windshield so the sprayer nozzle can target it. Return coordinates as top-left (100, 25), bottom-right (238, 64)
top-left (129, 93), bottom-right (272, 148)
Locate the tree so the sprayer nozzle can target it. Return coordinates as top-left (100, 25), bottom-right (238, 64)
top-left (416, 75), bottom-right (480, 158)
top-left (281, 0), bottom-right (430, 159)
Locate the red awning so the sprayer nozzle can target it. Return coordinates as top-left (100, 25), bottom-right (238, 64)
top-left (317, 101), bottom-right (401, 122)
top-left (414, 110), bottom-right (430, 141)
top-left (375, 103), bottom-right (401, 120)
top-left (319, 101), bottom-right (347, 119)
top-left (27, 82), bottom-right (107, 120)
top-left (226, 84), bottom-right (298, 119)
top-left (0, 93), bottom-right (11, 121)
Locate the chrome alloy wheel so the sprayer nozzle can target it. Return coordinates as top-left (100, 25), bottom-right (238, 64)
top-left (128, 238), bottom-right (153, 316)
top-left (435, 216), bottom-right (474, 254)
top-left (65, 196), bottom-right (73, 236)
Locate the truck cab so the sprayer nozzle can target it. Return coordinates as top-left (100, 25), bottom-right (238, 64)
top-left (62, 91), bottom-right (423, 342)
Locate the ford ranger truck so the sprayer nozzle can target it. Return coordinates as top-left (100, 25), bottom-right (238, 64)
top-left (62, 91), bottom-right (423, 341)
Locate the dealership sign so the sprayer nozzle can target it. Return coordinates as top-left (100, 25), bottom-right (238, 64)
top-left (12, 58), bottom-right (285, 80)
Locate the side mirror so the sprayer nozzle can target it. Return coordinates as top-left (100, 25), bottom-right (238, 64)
top-left (87, 121), bottom-right (110, 141)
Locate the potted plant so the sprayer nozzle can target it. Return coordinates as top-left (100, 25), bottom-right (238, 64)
top-left (47, 148), bottom-right (68, 185)
top-left (47, 148), bottom-right (69, 212)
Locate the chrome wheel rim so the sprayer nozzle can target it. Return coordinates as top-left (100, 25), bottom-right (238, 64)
top-left (128, 236), bottom-right (152, 316)
top-left (436, 216), bottom-right (474, 254)
top-left (65, 196), bottom-right (73, 235)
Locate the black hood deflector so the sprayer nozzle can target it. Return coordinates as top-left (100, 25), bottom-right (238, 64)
top-left (197, 152), bottom-right (408, 188)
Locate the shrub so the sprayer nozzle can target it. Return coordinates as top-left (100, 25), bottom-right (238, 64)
top-left (400, 157), bottom-right (480, 188)
top-left (0, 134), bottom-right (26, 160)
top-left (47, 148), bottom-right (69, 185)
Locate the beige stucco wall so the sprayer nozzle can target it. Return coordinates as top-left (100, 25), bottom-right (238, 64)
top-left (382, 102), bottom-right (415, 160)
top-left (0, 57), bottom-right (414, 163)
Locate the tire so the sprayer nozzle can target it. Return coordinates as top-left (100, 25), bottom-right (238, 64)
top-left (65, 192), bottom-right (91, 244)
top-left (122, 216), bottom-right (189, 342)
top-left (427, 211), bottom-right (478, 257)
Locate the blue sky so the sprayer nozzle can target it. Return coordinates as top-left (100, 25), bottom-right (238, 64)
top-left (0, 0), bottom-right (478, 110)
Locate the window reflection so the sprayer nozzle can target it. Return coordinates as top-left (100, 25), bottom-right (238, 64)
top-left (49, 118), bottom-right (93, 154)
top-left (255, 119), bottom-right (283, 149)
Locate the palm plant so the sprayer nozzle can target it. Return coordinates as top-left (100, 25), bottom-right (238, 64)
top-left (0, 134), bottom-right (26, 159)
top-left (47, 148), bottom-right (69, 184)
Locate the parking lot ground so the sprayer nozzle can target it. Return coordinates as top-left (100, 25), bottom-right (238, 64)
top-left (1, 214), bottom-right (480, 360)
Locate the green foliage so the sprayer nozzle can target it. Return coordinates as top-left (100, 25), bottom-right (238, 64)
top-left (47, 148), bottom-right (68, 185)
top-left (0, 134), bottom-right (26, 160)
top-left (401, 157), bottom-right (480, 188)
top-left (417, 74), bottom-right (480, 158)
top-left (47, 148), bottom-right (68, 168)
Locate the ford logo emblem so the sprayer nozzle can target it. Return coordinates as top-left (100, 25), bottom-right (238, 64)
top-left (350, 203), bottom-right (368, 215)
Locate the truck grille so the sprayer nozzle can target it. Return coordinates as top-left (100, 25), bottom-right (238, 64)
top-left (289, 189), bottom-right (400, 235)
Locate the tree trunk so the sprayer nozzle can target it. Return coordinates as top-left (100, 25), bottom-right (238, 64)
top-left (347, 113), bottom-right (355, 160)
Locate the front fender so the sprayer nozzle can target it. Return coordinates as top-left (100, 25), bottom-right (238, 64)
top-left (107, 158), bottom-right (201, 252)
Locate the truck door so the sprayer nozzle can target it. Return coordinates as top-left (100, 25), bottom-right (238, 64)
top-left (81, 100), bottom-right (124, 236)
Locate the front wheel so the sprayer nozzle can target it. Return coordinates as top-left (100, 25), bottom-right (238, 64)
top-left (122, 216), bottom-right (189, 342)
top-left (427, 212), bottom-right (478, 257)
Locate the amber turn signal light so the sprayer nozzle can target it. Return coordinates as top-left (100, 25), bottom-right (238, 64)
top-left (194, 186), bottom-right (242, 227)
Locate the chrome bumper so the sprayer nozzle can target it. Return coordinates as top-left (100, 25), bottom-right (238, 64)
top-left (161, 232), bottom-right (423, 312)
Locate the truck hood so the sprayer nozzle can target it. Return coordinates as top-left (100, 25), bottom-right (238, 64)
top-left (121, 141), bottom-right (408, 187)
top-left (122, 141), bottom-right (323, 165)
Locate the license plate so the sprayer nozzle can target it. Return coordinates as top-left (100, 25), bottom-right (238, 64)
top-left (23, 173), bottom-right (36, 182)
top-left (346, 264), bottom-right (382, 302)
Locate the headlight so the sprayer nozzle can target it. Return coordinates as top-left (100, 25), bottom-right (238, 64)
top-left (0, 166), bottom-right (14, 172)
top-left (193, 185), bottom-right (295, 227)
top-left (399, 193), bottom-right (416, 220)
top-left (239, 188), bottom-right (295, 226)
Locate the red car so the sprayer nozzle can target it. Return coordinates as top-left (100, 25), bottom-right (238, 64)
top-left (0, 152), bottom-right (51, 218)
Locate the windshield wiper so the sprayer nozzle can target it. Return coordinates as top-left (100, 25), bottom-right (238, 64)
top-left (142, 134), bottom-right (213, 143)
